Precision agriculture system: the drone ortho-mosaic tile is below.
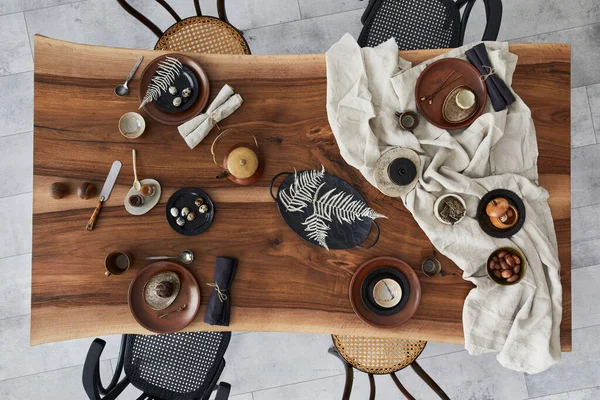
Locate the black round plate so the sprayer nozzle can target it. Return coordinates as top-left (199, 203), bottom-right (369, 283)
top-left (360, 267), bottom-right (410, 316)
top-left (271, 171), bottom-right (380, 250)
top-left (153, 66), bottom-right (199, 114)
top-left (477, 189), bottom-right (526, 238)
top-left (165, 187), bottom-right (214, 236)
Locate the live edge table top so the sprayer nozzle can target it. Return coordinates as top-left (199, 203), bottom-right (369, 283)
top-left (31, 36), bottom-right (571, 349)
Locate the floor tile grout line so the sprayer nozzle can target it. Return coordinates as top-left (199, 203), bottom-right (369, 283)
top-left (0, 69), bottom-right (33, 79)
top-left (509, 20), bottom-right (600, 43)
top-left (245, 7), bottom-right (365, 33)
top-left (0, 0), bottom-right (86, 18)
top-left (419, 349), bottom-right (466, 360)
top-left (585, 86), bottom-right (598, 143)
top-left (0, 191), bottom-right (32, 201)
top-left (0, 251), bottom-right (32, 262)
top-left (0, 313), bottom-right (30, 323)
top-left (21, 12), bottom-right (34, 64)
top-left (0, 129), bottom-right (33, 139)
top-left (295, 0), bottom-right (304, 20)
top-left (250, 372), bottom-right (346, 394)
top-left (0, 360), bottom-right (102, 384)
top-left (527, 385), bottom-right (600, 400)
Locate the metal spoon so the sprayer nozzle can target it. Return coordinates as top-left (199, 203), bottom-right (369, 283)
top-left (146, 250), bottom-right (195, 265)
top-left (132, 149), bottom-right (141, 191)
top-left (115, 56), bottom-right (144, 97)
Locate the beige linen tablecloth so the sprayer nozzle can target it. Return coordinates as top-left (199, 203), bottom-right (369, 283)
top-left (325, 34), bottom-right (562, 373)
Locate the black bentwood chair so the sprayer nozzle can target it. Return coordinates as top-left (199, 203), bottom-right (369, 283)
top-left (83, 331), bottom-right (231, 400)
top-left (116, 0), bottom-right (250, 54)
top-left (358, 0), bottom-right (503, 50)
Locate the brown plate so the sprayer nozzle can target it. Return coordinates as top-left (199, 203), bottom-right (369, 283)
top-left (138, 53), bottom-right (210, 126)
top-left (128, 261), bottom-right (200, 334)
top-left (415, 58), bottom-right (487, 130)
top-left (349, 257), bottom-right (421, 328)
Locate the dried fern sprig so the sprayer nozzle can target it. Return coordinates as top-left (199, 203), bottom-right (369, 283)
top-left (139, 56), bottom-right (183, 109)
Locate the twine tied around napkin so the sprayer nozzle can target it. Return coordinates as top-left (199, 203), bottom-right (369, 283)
top-left (480, 65), bottom-right (497, 81)
top-left (466, 43), bottom-right (516, 111)
top-left (204, 256), bottom-right (237, 326)
top-left (206, 282), bottom-right (228, 302)
top-left (178, 85), bottom-right (243, 149)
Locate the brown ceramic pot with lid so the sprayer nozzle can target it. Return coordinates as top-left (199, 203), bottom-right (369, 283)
top-left (211, 128), bottom-right (264, 185)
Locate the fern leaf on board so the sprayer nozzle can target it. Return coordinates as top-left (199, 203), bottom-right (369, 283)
top-left (302, 213), bottom-right (330, 250)
top-left (312, 183), bottom-right (387, 225)
top-left (279, 165), bottom-right (325, 212)
top-left (139, 56), bottom-right (183, 109)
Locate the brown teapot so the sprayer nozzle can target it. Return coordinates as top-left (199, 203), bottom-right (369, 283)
top-left (211, 129), bottom-right (264, 186)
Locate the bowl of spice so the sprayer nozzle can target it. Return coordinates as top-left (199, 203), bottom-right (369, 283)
top-left (486, 247), bottom-right (526, 285)
top-left (434, 194), bottom-right (466, 225)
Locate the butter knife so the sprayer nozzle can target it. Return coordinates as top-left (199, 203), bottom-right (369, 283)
top-left (86, 160), bottom-right (122, 231)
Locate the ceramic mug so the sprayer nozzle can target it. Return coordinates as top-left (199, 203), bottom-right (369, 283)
top-left (104, 251), bottom-right (131, 276)
top-left (422, 258), bottom-right (443, 277)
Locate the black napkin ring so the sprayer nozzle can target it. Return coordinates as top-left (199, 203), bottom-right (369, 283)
top-left (207, 282), bottom-right (228, 302)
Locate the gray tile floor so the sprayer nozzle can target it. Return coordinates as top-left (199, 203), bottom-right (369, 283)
top-left (0, 0), bottom-right (599, 398)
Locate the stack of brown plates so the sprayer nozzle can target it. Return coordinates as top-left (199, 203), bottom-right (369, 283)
top-left (415, 58), bottom-right (487, 130)
top-left (128, 261), bottom-right (200, 334)
top-left (349, 257), bottom-right (421, 328)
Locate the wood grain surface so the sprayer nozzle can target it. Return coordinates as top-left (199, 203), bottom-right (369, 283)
top-left (31, 36), bottom-right (571, 350)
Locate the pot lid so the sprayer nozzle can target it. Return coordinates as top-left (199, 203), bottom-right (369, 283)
top-left (226, 147), bottom-right (259, 179)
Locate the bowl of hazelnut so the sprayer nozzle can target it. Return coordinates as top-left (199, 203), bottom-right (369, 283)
top-left (486, 247), bottom-right (526, 285)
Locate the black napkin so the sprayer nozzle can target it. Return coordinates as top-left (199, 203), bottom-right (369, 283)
top-left (204, 257), bottom-right (237, 326)
top-left (465, 43), bottom-right (516, 112)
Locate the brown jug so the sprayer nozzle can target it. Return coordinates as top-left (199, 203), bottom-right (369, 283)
top-left (211, 129), bottom-right (264, 186)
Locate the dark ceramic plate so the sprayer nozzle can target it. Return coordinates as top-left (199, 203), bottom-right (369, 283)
top-left (360, 267), bottom-right (410, 316)
top-left (477, 189), bottom-right (526, 238)
top-left (349, 257), bottom-right (421, 328)
top-left (165, 187), bottom-right (214, 236)
top-left (153, 65), bottom-right (199, 113)
top-left (270, 171), bottom-right (380, 250)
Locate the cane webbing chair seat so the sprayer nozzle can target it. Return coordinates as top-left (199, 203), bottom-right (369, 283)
top-left (332, 335), bottom-right (427, 374)
top-left (124, 332), bottom-right (229, 399)
top-left (155, 17), bottom-right (250, 54)
top-left (358, 0), bottom-right (503, 51)
top-left (362, 0), bottom-right (460, 50)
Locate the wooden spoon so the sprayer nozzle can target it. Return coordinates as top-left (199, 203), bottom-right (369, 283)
top-left (132, 149), bottom-right (141, 191)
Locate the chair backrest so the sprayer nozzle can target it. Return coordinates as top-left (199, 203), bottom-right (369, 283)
top-left (124, 331), bottom-right (231, 400)
top-left (116, 0), bottom-right (230, 38)
top-left (358, 0), bottom-right (502, 50)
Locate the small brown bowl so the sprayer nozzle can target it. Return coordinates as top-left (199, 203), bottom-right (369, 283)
top-left (486, 247), bottom-right (526, 285)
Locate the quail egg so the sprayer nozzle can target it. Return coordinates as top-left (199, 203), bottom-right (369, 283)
top-left (170, 207), bottom-right (179, 217)
top-left (181, 207), bottom-right (190, 217)
top-left (198, 204), bottom-right (209, 214)
top-left (168, 86), bottom-right (178, 95)
top-left (187, 212), bottom-right (196, 221)
top-left (194, 198), bottom-right (204, 207)
top-left (176, 217), bottom-right (185, 226)
top-left (182, 87), bottom-right (192, 98)
top-left (172, 97), bottom-right (182, 107)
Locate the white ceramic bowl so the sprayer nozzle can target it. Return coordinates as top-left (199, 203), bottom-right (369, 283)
top-left (118, 112), bottom-right (145, 139)
top-left (434, 193), bottom-right (467, 225)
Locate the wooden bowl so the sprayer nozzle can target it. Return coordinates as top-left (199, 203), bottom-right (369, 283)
top-left (486, 247), bottom-right (526, 285)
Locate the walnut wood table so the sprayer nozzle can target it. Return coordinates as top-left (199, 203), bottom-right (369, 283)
top-left (32, 36), bottom-right (571, 350)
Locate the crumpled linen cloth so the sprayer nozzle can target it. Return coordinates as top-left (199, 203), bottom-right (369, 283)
top-left (326, 34), bottom-right (562, 374)
top-left (178, 84), bottom-right (243, 149)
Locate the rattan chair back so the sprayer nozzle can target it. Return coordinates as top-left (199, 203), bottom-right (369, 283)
top-left (332, 335), bottom-right (426, 374)
top-left (117, 0), bottom-right (251, 54)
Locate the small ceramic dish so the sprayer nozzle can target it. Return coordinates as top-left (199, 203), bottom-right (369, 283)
top-left (124, 179), bottom-right (161, 216)
top-left (434, 194), bottom-right (466, 225)
top-left (119, 112), bottom-right (145, 139)
top-left (486, 246), bottom-right (527, 285)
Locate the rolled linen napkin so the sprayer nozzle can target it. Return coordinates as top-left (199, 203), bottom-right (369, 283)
top-left (178, 84), bottom-right (243, 149)
top-left (466, 43), bottom-right (516, 112)
top-left (204, 256), bottom-right (237, 326)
